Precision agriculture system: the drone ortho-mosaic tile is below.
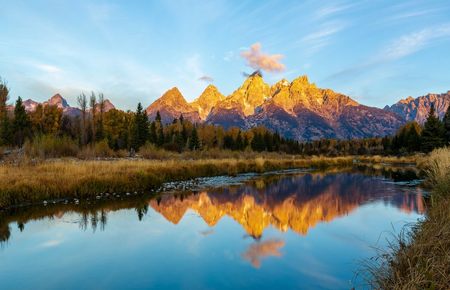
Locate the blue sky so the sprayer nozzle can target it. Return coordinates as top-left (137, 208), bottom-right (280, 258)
top-left (1, 0), bottom-right (450, 110)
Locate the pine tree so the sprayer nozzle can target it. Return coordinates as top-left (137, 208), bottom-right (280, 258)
top-left (235, 131), bottom-right (243, 150)
top-left (444, 105), bottom-right (450, 144)
top-left (131, 102), bottom-right (149, 150)
top-left (155, 111), bottom-right (161, 122)
top-left (149, 121), bottom-right (157, 144)
top-left (189, 127), bottom-right (200, 150)
top-left (0, 78), bottom-right (10, 146)
top-left (12, 97), bottom-right (31, 146)
top-left (421, 106), bottom-right (445, 152)
top-left (405, 122), bottom-right (421, 152)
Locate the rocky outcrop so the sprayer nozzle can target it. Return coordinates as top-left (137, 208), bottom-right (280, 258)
top-left (247, 75), bottom-right (404, 139)
top-left (146, 87), bottom-right (200, 124)
top-left (384, 91), bottom-right (450, 124)
top-left (190, 85), bottom-right (224, 120)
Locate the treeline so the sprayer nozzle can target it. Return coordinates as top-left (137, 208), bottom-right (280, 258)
top-left (0, 79), bottom-right (299, 154)
top-left (299, 106), bottom-right (450, 156)
top-left (1, 78), bottom-right (449, 157)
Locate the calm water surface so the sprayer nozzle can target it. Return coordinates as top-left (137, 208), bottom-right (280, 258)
top-left (0, 169), bottom-right (425, 290)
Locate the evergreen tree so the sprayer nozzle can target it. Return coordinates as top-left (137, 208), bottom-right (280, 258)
top-left (12, 97), bottom-right (31, 146)
top-left (189, 126), bottom-right (200, 150)
top-left (251, 132), bottom-right (265, 152)
top-left (405, 122), bottom-right (421, 152)
top-left (235, 131), bottom-right (243, 150)
top-left (444, 105), bottom-right (450, 144)
top-left (149, 121), bottom-right (157, 144)
top-left (156, 122), bottom-right (164, 146)
top-left (0, 78), bottom-right (10, 146)
top-left (131, 102), bottom-right (149, 149)
top-left (223, 135), bottom-right (234, 150)
top-left (421, 106), bottom-right (445, 152)
top-left (155, 111), bottom-right (161, 122)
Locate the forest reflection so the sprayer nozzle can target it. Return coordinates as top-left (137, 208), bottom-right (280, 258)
top-left (0, 167), bottom-right (425, 245)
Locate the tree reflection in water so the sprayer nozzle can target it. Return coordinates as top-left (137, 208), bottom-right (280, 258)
top-left (0, 167), bottom-right (425, 246)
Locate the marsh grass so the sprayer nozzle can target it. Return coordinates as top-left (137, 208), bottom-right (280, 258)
top-left (23, 135), bottom-right (79, 159)
top-left (0, 154), bottom-right (417, 209)
top-left (362, 147), bottom-right (450, 289)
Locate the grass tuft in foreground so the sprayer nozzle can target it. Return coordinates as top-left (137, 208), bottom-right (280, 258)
top-left (363, 147), bottom-right (450, 289)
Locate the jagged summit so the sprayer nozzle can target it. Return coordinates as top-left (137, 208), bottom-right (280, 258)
top-left (384, 91), bottom-right (450, 124)
top-left (146, 87), bottom-right (200, 123)
top-left (190, 84), bottom-right (225, 120)
top-left (45, 93), bottom-right (70, 109)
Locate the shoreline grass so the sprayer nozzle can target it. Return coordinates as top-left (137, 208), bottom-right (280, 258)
top-left (363, 147), bottom-right (450, 289)
top-left (0, 154), bottom-right (418, 209)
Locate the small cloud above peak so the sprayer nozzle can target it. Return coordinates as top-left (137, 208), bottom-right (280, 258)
top-left (241, 43), bottom-right (285, 73)
top-left (198, 75), bottom-right (214, 83)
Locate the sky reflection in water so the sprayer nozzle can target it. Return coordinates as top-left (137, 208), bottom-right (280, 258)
top-left (0, 171), bottom-right (424, 290)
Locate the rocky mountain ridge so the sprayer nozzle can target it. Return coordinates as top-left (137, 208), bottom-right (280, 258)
top-left (7, 75), bottom-right (449, 140)
top-left (7, 94), bottom-right (116, 117)
top-left (145, 74), bottom-right (448, 140)
top-left (384, 91), bottom-right (450, 124)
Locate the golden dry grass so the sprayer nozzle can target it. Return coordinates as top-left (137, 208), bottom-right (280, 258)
top-left (0, 154), bottom-right (418, 209)
top-left (363, 147), bottom-right (450, 289)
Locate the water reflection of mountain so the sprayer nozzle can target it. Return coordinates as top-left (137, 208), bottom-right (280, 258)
top-left (150, 173), bottom-right (425, 238)
top-left (0, 171), bottom-right (425, 244)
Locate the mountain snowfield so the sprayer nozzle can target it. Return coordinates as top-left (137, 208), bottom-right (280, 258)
top-left (9, 75), bottom-right (450, 140)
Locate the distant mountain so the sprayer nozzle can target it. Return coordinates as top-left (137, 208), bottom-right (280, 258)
top-left (93, 99), bottom-right (116, 113)
top-left (384, 91), bottom-right (450, 124)
top-left (43, 93), bottom-right (70, 109)
top-left (146, 87), bottom-right (200, 124)
top-left (6, 94), bottom-right (116, 118)
top-left (23, 99), bottom-right (40, 112)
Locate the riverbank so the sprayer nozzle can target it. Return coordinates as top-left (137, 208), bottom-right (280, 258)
top-left (0, 154), bottom-right (418, 209)
top-left (365, 147), bottom-right (450, 289)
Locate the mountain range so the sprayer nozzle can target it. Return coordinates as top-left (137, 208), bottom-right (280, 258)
top-left (146, 74), bottom-right (449, 140)
top-left (8, 93), bottom-right (116, 117)
top-left (8, 75), bottom-right (450, 140)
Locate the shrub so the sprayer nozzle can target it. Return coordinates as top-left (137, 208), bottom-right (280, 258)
top-left (24, 135), bottom-right (79, 158)
top-left (77, 140), bottom-right (115, 159)
top-left (139, 143), bottom-right (175, 159)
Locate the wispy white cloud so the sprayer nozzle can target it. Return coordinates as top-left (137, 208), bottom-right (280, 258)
top-left (389, 8), bottom-right (440, 21)
top-left (381, 24), bottom-right (450, 61)
top-left (326, 24), bottom-right (450, 81)
top-left (300, 21), bottom-right (346, 54)
top-left (315, 2), bottom-right (355, 19)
